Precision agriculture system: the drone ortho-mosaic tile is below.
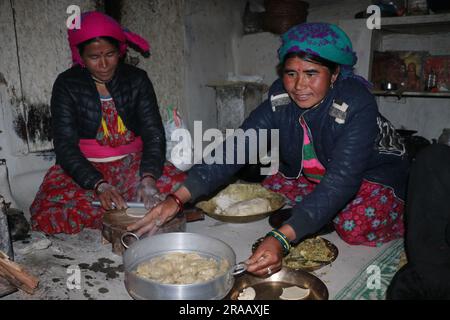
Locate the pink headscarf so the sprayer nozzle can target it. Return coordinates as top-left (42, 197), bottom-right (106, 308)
top-left (67, 11), bottom-right (150, 66)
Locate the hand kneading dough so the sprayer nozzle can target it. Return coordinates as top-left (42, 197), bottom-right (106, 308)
top-left (279, 286), bottom-right (310, 300)
top-left (237, 287), bottom-right (256, 300)
top-left (125, 207), bottom-right (148, 218)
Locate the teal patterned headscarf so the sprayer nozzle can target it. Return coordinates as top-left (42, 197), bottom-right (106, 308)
top-left (278, 23), bottom-right (370, 86)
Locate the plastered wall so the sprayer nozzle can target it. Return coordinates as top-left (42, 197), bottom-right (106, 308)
top-left (121, 0), bottom-right (185, 122)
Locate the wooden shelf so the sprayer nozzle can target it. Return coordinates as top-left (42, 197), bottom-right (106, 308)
top-left (373, 90), bottom-right (450, 98)
top-left (379, 13), bottom-right (450, 34)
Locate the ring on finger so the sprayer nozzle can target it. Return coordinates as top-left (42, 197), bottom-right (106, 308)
top-left (267, 267), bottom-right (272, 275)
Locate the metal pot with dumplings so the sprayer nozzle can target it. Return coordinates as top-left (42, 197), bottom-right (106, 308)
top-left (121, 232), bottom-right (246, 300)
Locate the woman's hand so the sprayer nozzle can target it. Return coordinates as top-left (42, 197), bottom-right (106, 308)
top-left (97, 182), bottom-right (127, 210)
top-left (245, 236), bottom-right (283, 277)
top-left (127, 196), bottom-right (179, 236)
top-left (246, 225), bottom-right (296, 277)
top-left (136, 176), bottom-right (163, 209)
top-left (128, 186), bottom-right (191, 236)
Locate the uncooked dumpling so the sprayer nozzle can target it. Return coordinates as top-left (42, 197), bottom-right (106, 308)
top-left (237, 287), bottom-right (256, 300)
top-left (125, 207), bottom-right (148, 218)
top-left (225, 198), bottom-right (271, 216)
top-left (214, 197), bottom-right (271, 216)
top-left (135, 252), bottom-right (229, 285)
top-left (279, 286), bottom-right (310, 300)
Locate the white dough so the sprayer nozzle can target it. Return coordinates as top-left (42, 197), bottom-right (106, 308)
top-left (214, 196), bottom-right (271, 216)
top-left (214, 194), bottom-right (236, 212)
top-left (135, 252), bottom-right (229, 285)
top-left (279, 286), bottom-right (310, 300)
top-left (237, 286), bottom-right (256, 300)
top-left (125, 207), bottom-right (148, 218)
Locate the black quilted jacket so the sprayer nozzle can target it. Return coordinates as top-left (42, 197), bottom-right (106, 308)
top-left (50, 63), bottom-right (165, 190)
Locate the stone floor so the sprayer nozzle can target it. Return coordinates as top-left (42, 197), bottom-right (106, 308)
top-left (1, 216), bottom-right (398, 300)
top-left (2, 229), bottom-right (130, 300)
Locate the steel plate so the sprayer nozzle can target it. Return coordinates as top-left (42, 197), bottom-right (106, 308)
top-left (226, 267), bottom-right (328, 300)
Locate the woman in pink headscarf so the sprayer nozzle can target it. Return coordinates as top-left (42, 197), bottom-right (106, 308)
top-left (30, 12), bottom-right (186, 234)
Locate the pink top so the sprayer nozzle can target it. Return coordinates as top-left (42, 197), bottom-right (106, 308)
top-left (78, 136), bottom-right (143, 159)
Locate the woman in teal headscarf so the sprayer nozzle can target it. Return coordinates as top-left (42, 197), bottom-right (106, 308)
top-left (277, 22), bottom-right (370, 86)
top-left (128, 23), bottom-right (409, 277)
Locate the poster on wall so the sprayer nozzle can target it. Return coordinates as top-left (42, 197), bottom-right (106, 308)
top-left (423, 55), bottom-right (450, 92)
top-left (371, 51), bottom-right (428, 92)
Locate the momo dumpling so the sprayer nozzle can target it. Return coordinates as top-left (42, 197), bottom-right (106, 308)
top-left (279, 286), bottom-right (310, 300)
top-left (237, 286), bottom-right (256, 300)
top-left (222, 198), bottom-right (272, 216)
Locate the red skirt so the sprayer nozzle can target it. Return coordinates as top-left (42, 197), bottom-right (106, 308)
top-left (262, 174), bottom-right (404, 246)
top-left (30, 152), bottom-right (186, 234)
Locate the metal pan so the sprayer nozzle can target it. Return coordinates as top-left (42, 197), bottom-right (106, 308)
top-left (122, 232), bottom-right (246, 300)
top-left (226, 267), bottom-right (328, 300)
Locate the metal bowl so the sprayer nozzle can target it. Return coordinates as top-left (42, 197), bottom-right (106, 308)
top-left (226, 267), bottom-right (328, 300)
top-left (195, 183), bottom-right (285, 223)
top-left (122, 232), bottom-right (246, 300)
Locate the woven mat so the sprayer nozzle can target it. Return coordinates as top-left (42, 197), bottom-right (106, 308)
top-left (335, 239), bottom-right (405, 300)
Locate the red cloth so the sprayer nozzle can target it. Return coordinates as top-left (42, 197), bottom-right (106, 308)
top-left (263, 174), bottom-right (404, 246)
top-left (67, 11), bottom-right (150, 66)
top-left (30, 154), bottom-right (186, 234)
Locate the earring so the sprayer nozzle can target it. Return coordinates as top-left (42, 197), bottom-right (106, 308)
top-left (330, 82), bottom-right (334, 89)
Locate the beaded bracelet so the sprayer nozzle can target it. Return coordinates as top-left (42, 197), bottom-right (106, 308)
top-left (166, 193), bottom-right (183, 213)
top-left (266, 229), bottom-right (291, 256)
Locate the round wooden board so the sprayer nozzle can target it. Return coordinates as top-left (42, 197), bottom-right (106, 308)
top-left (101, 209), bottom-right (186, 256)
top-left (102, 209), bottom-right (138, 256)
top-left (102, 208), bottom-right (141, 228)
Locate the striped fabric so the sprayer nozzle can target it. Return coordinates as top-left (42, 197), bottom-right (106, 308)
top-left (300, 117), bottom-right (326, 183)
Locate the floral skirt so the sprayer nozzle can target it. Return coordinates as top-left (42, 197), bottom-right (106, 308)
top-left (30, 153), bottom-right (187, 234)
top-left (262, 174), bottom-right (404, 247)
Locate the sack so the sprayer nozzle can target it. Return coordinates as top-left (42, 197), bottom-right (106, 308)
top-left (163, 106), bottom-right (193, 171)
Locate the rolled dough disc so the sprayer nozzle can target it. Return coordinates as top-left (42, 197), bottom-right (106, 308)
top-left (125, 207), bottom-right (148, 218)
top-left (237, 286), bottom-right (256, 300)
top-left (279, 286), bottom-right (310, 300)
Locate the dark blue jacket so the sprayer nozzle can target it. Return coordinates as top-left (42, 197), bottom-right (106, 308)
top-left (184, 78), bottom-right (409, 242)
